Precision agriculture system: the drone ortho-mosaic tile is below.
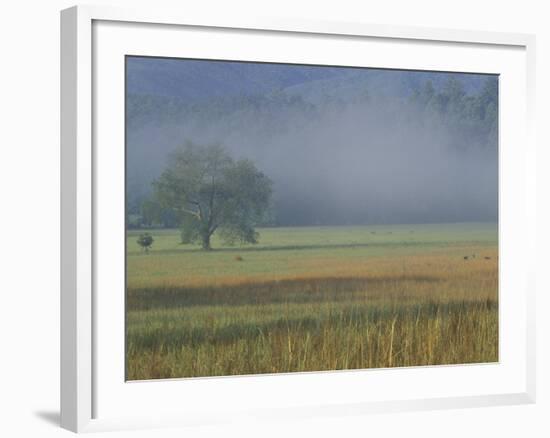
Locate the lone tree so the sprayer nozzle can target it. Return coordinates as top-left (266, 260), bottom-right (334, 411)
top-left (137, 233), bottom-right (154, 254)
top-left (153, 142), bottom-right (272, 250)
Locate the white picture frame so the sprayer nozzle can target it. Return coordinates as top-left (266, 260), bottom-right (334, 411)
top-left (60, 4), bottom-right (536, 433)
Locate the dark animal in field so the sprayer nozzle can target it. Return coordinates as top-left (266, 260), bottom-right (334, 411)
top-left (234, 255), bottom-right (243, 261)
top-left (464, 254), bottom-right (476, 260)
top-left (464, 256), bottom-right (469, 260)
top-left (484, 256), bottom-right (491, 260)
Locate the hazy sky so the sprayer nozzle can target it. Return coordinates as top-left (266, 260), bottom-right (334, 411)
top-left (126, 57), bottom-right (498, 226)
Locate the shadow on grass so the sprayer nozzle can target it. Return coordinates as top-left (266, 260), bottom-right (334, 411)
top-left (127, 275), bottom-right (443, 310)
top-left (136, 240), bottom-right (447, 256)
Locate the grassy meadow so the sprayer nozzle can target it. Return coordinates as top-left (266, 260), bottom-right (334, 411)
top-left (126, 223), bottom-right (498, 380)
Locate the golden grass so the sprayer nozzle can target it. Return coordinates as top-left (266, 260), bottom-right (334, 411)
top-left (127, 299), bottom-right (497, 379)
top-left (127, 243), bottom-right (498, 380)
top-left (127, 248), bottom-right (497, 289)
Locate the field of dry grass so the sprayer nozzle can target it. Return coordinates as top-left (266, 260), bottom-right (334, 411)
top-left (126, 223), bottom-right (498, 380)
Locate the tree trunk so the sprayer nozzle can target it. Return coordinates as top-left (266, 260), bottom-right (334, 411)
top-left (201, 233), bottom-right (211, 250)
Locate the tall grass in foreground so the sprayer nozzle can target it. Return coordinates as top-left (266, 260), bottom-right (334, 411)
top-left (127, 272), bottom-right (498, 380)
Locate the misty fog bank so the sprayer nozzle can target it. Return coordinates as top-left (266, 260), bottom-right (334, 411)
top-left (126, 60), bottom-right (498, 226)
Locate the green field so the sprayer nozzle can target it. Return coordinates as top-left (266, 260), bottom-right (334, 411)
top-left (126, 223), bottom-right (498, 380)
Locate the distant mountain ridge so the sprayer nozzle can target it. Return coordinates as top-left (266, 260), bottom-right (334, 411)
top-left (127, 57), bottom-right (489, 106)
top-left (127, 57), bottom-right (345, 101)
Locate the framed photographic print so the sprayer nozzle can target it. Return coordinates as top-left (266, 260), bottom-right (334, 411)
top-left (61, 5), bottom-right (536, 433)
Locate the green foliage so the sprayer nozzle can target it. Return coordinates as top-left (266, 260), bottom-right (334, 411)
top-left (136, 233), bottom-right (154, 253)
top-left (412, 76), bottom-right (498, 151)
top-left (179, 214), bottom-right (201, 244)
top-left (140, 199), bottom-right (161, 227)
top-left (153, 141), bottom-right (273, 250)
top-left (126, 213), bottom-right (142, 229)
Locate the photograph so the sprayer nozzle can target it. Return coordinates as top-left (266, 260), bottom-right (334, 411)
top-left (125, 56), bottom-right (499, 380)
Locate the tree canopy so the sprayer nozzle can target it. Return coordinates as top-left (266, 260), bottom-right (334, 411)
top-left (136, 233), bottom-right (154, 253)
top-left (153, 142), bottom-right (272, 249)
top-left (411, 76), bottom-right (498, 151)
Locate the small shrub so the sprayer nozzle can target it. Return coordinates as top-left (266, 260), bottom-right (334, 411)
top-left (137, 233), bottom-right (154, 254)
